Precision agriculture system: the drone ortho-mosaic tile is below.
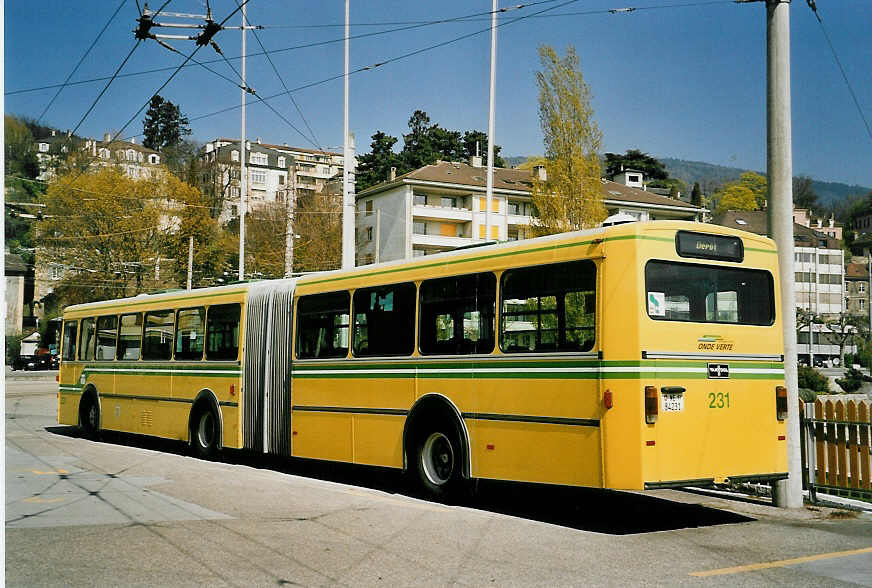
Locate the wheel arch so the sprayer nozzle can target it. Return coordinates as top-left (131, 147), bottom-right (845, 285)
top-left (188, 388), bottom-right (224, 449)
top-left (78, 384), bottom-right (100, 426)
top-left (402, 393), bottom-right (471, 479)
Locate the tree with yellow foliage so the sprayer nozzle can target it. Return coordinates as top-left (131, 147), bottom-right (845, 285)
top-left (714, 171), bottom-right (768, 215)
top-left (530, 45), bottom-right (606, 235)
top-left (38, 167), bottom-right (232, 305)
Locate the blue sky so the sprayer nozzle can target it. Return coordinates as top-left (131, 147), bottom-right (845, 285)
top-left (5, 1), bottom-right (871, 187)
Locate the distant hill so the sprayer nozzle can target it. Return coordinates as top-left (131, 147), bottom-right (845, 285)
top-left (504, 154), bottom-right (870, 206)
top-left (659, 157), bottom-right (870, 206)
top-left (504, 156), bottom-right (530, 168)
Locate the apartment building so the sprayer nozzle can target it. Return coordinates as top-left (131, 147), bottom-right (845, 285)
top-left (355, 159), bottom-right (703, 265)
top-left (715, 209), bottom-right (849, 363)
top-left (201, 138), bottom-right (349, 223)
top-left (845, 260), bottom-right (870, 323)
top-left (83, 133), bottom-right (163, 180)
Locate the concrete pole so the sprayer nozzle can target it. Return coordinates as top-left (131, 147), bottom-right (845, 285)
top-left (238, 2), bottom-right (247, 281)
top-left (767, 0), bottom-right (803, 508)
top-left (484, 0), bottom-right (497, 241)
top-left (187, 237), bottom-right (193, 290)
top-left (342, 0), bottom-right (354, 270)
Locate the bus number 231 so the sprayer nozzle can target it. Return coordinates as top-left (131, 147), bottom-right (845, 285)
top-left (708, 392), bottom-right (730, 409)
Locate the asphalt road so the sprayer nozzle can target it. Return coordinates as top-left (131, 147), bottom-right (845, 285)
top-left (6, 378), bottom-right (872, 587)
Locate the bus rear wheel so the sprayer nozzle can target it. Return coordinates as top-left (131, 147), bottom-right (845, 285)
top-left (79, 395), bottom-right (100, 439)
top-left (191, 405), bottom-right (219, 459)
top-left (412, 425), bottom-right (463, 500)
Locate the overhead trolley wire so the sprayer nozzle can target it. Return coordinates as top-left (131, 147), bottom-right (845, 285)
top-left (108, 0), bottom-right (253, 146)
top-left (805, 1), bottom-right (872, 146)
top-left (180, 0), bottom-right (583, 130)
top-left (68, 0), bottom-right (176, 137)
top-left (37, 0), bottom-right (129, 124)
top-left (237, 0), bottom-right (322, 149)
top-left (6, 1), bottom-right (561, 97)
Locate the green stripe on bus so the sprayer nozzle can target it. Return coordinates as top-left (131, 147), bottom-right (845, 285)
top-left (290, 359), bottom-right (783, 370)
top-left (83, 369), bottom-right (241, 377)
top-left (291, 370), bottom-right (781, 380)
top-left (65, 289), bottom-right (248, 314)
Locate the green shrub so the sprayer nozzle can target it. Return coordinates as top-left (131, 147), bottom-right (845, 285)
top-left (5, 332), bottom-right (24, 367)
top-left (835, 367), bottom-right (870, 393)
top-left (798, 388), bottom-right (817, 403)
top-left (798, 365), bottom-right (830, 393)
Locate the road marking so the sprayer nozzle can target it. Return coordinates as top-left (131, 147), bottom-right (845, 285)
top-left (23, 497), bottom-right (66, 504)
top-left (690, 547), bottom-right (872, 577)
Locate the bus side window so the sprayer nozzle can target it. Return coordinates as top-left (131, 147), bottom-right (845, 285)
top-left (353, 282), bottom-right (416, 357)
top-left (79, 317), bottom-right (96, 361)
top-left (500, 260), bottom-right (596, 353)
top-left (175, 307), bottom-right (205, 360)
top-left (117, 313), bottom-right (143, 360)
top-left (143, 309), bottom-right (174, 360)
top-left (61, 321), bottom-right (78, 361)
top-left (296, 292), bottom-right (350, 359)
top-left (419, 273), bottom-right (496, 355)
top-left (206, 303), bottom-right (241, 361)
top-left (96, 315), bottom-right (117, 360)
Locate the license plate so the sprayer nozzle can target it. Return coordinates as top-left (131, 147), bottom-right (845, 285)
top-left (662, 392), bottom-right (684, 412)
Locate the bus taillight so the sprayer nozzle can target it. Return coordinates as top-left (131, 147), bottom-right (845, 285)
top-left (603, 389), bottom-right (613, 410)
top-left (644, 386), bottom-right (658, 424)
top-left (776, 386), bottom-right (787, 421)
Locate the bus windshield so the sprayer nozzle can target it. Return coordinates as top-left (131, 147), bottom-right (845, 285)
top-left (645, 260), bottom-right (774, 326)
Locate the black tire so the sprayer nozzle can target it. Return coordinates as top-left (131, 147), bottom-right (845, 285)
top-left (191, 404), bottom-right (220, 459)
top-left (79, 395), bottom-right (100, 439)
top-left (411, 421), bottom-right (464, 501)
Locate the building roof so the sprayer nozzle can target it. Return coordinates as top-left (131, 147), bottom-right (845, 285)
top-left (98, 139), bottom-right (159, 155)
top-left (845, 262), bottom-right (869, 280)
top-left (214, 138), bottom-right (341, 158)
top-left (357, 160), bottom-right (534, 198)
top-left (714, 210), bottom-right (842, 249)
top-left (357, 161), bottom-right (702, 213)
top-left (601, 179), bottom-right (701, 210)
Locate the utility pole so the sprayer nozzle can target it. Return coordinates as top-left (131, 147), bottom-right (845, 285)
top-left (485, 0), bottom-right (498, 242)
top-left (766, 0), bottom-right (802, 508)
top-left (341, 0), bottom-right (355, 270)
top-left (187, 236), bottom-right (194, 290)
top-left (284, 185), bottom-right (295, 278)
top-left (132, 3), bottom-right (258, 282)
top-left (239, 1), bottom-right (247, 281)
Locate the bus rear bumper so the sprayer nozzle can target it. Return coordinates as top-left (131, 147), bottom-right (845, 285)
top-left (644, 472), bottom-right (788, 490)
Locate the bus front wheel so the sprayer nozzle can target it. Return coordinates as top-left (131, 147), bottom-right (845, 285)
top-left (412, 425), bottom-right (463, 500)
top-left (191, 405), bottom-right (219, 459)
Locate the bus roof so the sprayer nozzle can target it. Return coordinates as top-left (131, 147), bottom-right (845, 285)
top-left (62, 220), bottom-right (774, 314)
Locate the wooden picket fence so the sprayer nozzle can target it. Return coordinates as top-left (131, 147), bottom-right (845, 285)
top-left (800, 397), bottom-right (872, 501)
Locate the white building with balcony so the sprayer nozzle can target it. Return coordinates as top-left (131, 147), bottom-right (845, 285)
top-left (355, 159), bottom-right (703, 265)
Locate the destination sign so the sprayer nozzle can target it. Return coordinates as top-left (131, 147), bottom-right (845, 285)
top-left (675, 231), bottom-right (744, 263)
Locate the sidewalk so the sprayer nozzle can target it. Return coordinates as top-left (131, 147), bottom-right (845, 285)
top-left (4, 366), bottom-right (58, 381)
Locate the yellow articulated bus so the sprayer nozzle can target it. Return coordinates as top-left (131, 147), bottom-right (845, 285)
top-left (58, 220), bottom-right (787, 496)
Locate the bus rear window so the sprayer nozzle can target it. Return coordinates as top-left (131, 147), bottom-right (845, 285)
top-left (645, 261), bottom-right (774, 325)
